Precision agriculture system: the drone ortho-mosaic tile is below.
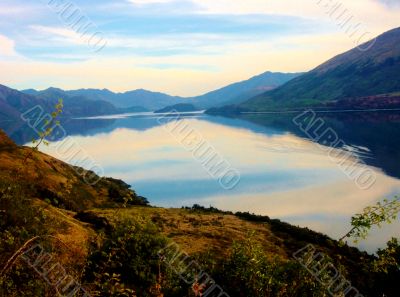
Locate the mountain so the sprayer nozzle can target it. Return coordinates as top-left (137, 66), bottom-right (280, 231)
top-left (0, 84), bottom-right (52, 121)
top-left (1, 85), bottom-right (118, 120)
top-left (236, 27), bottom-right (400, 111)
top-left (13, 27), bottom-right (400, 115)
top-left (191, 71), bottom-right (302, 109)
top-left (30, 87), bottom-right (119, 116)
top-left (43, 88), bottom-right (185, 110)
top-left (154, 103), bottom-right (199, 113)
top-left (20, 88), bottom-right (40, 96)
top-left (117, 89), bottom-right (185, 109)
top-left (22, 71), bottom-right (301, 111)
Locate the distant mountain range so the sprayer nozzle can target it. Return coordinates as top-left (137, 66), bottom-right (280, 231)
top-left (23, 87), bottom-right (150, 111)
top-left (190, 71), bottom-right (301, 108)
top-left (21, 71), bottom-right (301, 111)
top-left (208, 27), bottom-right (400, 113)
top-left (0, 71), bottom-right (301, 128)
top-left (0, 84), bottom-right (119, 123)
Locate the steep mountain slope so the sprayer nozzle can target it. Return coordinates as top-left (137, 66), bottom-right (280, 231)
top-left (191, 71), bottom-right (302, 108)
top-left (239, 27), bottom-right (400, 111)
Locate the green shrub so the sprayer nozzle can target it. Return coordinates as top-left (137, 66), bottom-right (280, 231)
top-left (215, 233), bottom-right (329, 297)
top-left (0, 180), bottom-right (51, 296)
top-left (84, 218), bottom-right (182, 296)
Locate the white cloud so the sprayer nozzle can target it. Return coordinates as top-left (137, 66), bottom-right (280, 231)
top-left (204, 0), bottom-right (397, 33)
top-left (107, 32), bottom-right (228, 48)
top-left (0, 3), bottom-right (34, 16)
top-left (29, 25), bottom-right (87, 45)
top-left (0, 34), bottom-right (17, 57)
top-left (124, 0), bottom-right (399, 35)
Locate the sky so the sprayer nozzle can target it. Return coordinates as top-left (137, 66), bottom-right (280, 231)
top-left (0, 0), bottom-right (399, 96)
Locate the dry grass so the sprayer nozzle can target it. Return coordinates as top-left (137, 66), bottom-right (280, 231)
top-left (92, 207), bottom-right (288, 259)
top-left (0, 144), bottom-right (119, 210)
top-left (30, 199), bottom-right (95, 270)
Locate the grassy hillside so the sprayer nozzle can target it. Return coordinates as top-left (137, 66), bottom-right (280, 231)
top-left (0, 129), bottom-right (398, 296)
top-left (239, 27), bottom-right (400, 111)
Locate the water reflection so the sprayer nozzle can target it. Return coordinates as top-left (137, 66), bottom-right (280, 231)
top-left (1, 111), bottom-right (399, 252)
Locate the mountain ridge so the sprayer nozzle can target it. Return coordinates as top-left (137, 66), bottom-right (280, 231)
top-left (235, 27), bottom-right (400, 111)
top-left (0, 84), bottom-right (119, 123)
top-left (21, 71), bottom-right (301, 111)
top-left (189, 71), bottom-right (302, 108)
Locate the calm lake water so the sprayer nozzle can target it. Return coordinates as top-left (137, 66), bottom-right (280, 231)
top-left (3, 111), bottom-right (400, 252)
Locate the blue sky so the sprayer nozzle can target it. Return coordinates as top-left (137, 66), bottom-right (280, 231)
top-left (0, 0), bottom-right (399, 95)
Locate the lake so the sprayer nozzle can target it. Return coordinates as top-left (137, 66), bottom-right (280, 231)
top-left (3, 110), bottom-right (400, 253)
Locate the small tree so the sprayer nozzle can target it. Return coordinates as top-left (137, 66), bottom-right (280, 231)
top-left (340, 196), bottom-right (400, 244)
top-left (24, 99), bottom-right (63, 163)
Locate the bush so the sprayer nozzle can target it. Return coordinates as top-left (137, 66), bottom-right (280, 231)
top-left (212, 233), bottom-right (329, 297)
top-left (371, 238), bottom-right (400, 296)
top-left (84, 218), bottom-right (182, 296)
top-left (105, 178), bottom-right (149, 206)
top-left (0, 180), bottom-right (52, 296)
